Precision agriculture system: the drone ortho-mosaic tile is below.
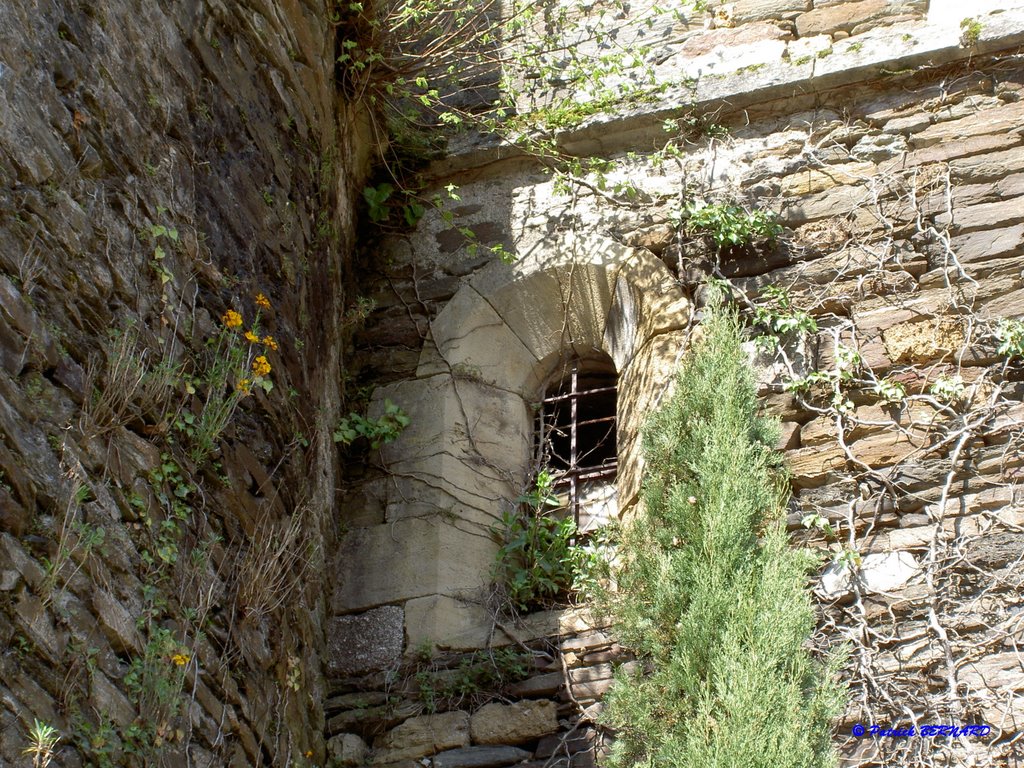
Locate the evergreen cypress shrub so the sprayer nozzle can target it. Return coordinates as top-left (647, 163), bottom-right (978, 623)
top-left (603, 298), bottom-right (844, 768)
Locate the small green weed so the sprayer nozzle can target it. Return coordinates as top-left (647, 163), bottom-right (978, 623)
top-left (930, 375), bottom-right (966, 402)
top-left (415, 648), bottom-right (532, 713)
top-left (751, 286), bottom-right (818, 353)
top-left (23, 719), bottom-right (60, 768)
top-left (960, 17), bottom-right (982, 46)
top-left (333, 399), bottom-right (410, 448)
top-left (994, 317), bottom-right (1024, 361)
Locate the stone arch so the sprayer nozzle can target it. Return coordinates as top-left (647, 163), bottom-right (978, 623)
top-left (331, 232), bottom-right (689, 651)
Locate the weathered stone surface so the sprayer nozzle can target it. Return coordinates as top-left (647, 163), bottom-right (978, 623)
top-left (327, 700), bottom-right (422, 739)
top-left (92, 588), bottom-right (143, 655)
top-left (947, 224), bottom-right (1024, 265)
top-left (726, 0), bottom-right (811, 24)
top-left (373, 711), bottom-right (471, 763)
top-left (327, 607), bottom-right (405, 677)
top-left (778, 161), bottom-right (876, 197)
top-left (816, 552), bottom-right (920, 599)
top-left (912, 99), bottom-right (1024, 147)
top-left (373, 374), bottom-right (530, 524)
top-left (470, 700), bottom-right (559, 744)
top-left (795, 0), bottom-right (925, 37)
top-left (505, 672), bottom-right (565, 698)
top-left (326, 692), bottom-right (389, 713)
top-left (497, 607), bottom-right (609, 646)
top-left (417, 285), bottom-right (540, 395)
top-left (680, 22), bottom-right (788, 57)
top-left (949, 143), bottom-right (1024, 182)
top-left (327, 733), bottom-right (370, 767)
top-left (958, 652), bottom-right (1024, 692)
top-left (90, 671), bottom-right (136, 726)
top-left (936, 196), bottom-right (1024, 234)
top-left (432, 746), bottom-right (532, 768)
top-left (332, 517), bottom-right (500, 613)
top-left (882, 317), bottom-right (965, 364)
top-left (404, 595), bottom-right (493, 652)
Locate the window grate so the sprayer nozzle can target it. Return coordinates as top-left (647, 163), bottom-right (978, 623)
top-left (536, 356), bottom-right (617, 527)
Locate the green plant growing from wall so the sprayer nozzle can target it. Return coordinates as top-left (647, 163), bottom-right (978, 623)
top-left (681, 201), bottom-right (783, 251)
top-left (165, 299), bottom-right (279, 466)
top-left (960, 17), bottom-right (983, 46)
top-left (333, 0), bottom-right (712, 245)
top-left (414, 647), bottom-right (532, 713)
top-left (602, 295), bottom-right (844, 768)
top-left (492, 469), bottom-right (577, 611)
top-left (23, 719), bottom-right (60, 768)
top-left (994, 317), bottom-right (1024, 362)
top-left (333, 398), bottom-right (410, 448)
top-left (491, 469), bottom-right (613, 612)
top-left (751, 285), bottom-right (818, 353)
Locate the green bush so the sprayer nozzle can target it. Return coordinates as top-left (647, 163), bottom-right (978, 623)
top-left (603, 296), bottom-right (843, 768)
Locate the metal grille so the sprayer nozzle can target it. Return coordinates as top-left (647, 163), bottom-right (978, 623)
top-left (536, 357), bottom-right (617, 527)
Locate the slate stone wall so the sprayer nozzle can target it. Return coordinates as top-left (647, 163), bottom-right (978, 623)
top-left (0, 1), bottom-right (368, 765)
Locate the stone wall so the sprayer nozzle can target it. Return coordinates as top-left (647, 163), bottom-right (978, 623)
top-left (324, 608), bottom-right (627, 768)
top-left (337, 2), bottom-right (1024, 766)
top-left (0, 1), bottom-right (368, 765)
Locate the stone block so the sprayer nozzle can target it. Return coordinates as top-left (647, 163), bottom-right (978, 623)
top-left (495, 607), bottom-right (608, 646)
top-left (0, 534), bottom-right (45, 592)
top-left (778, 161), bottom-right (876, 197)
top-left (612, 250), bottom-right (690, 351)
top-left (404, 595), bottom-right (494, 652)
top-left (371, 375), bottom-right (531, 523)
top-left (816, 551), bottom-right (920, 599)
top-left (795, 0), bottom-right (924, 37)
top-left (92, 588), bottom-right (143, 655)
top-left (470, 700), bottom-right (559, 744)
top-left (957, 652), bottom-right (1024, 692)
top-left (950, 147), bottom-right (1024, 184)
top-left (505, 672), bottom-right (565, 698)
top-left (327, 733), bottom-right (369, 767)
top-left (947, 224), bottom-right (1024, 266)
top-left (417, 285), bottom-right (540, 396)
top-left (469, 265), bottom-right (571, 372)
top-left (912, 99), bottom-right (1024, 148)
top-left (616, 331), bottom-right (686, 507)
top-left (433, 746), bottom-right (532, 768)
top-left (326, 606), bottom-right (405, 677)
top-left (881, 317), bottom-right (965, 364)
top-left (373, 711), bottom-right (470, 763)
top-left (90, 670), bottom-right (136, 726)
top-left (726, 0), bottom-right (811, 23)
top-left (332, 518), bottom-right (499, 613)
top-left (936, 196), bottom-right (1024, 234)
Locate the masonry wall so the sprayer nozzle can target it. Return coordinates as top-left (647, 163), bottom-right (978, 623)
top-left (0, 1), bottom-right (369, 765)
top-left (333, 2), bottom-right (1024, 767)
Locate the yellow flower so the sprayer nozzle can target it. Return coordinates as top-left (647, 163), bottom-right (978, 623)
top-left (262, 335), bottom-right (278, 350)
top-left (255, 292), bottom-right (271, 310)
top-left (244, 330), bottom-right (260, 343)
top-left (222, 309), bottom-right (243, 329)
top-left (236, 378), bottom-right (252, 395)
top-left (304, 751), bottom-right (313, 759)
top-left (171, 653), bottom-right (190, 667)
top-left (252, 355), bottom-right (271, 378)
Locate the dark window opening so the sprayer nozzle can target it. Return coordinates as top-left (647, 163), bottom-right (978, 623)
top-left (535, 354), bottom-right (618, 526)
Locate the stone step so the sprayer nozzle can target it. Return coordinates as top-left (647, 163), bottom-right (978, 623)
top-left (432, 746), bottom-right (532, 768)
